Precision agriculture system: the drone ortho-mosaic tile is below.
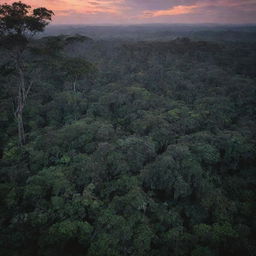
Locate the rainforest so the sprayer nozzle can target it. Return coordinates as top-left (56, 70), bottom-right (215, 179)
top-left (0, 2), bottom-right (256, 256)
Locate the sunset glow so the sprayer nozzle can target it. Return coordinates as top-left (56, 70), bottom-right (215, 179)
top-left (144, 5), bottom-right (198, 17)
top-left (3, 0), bottom-right (256, 24)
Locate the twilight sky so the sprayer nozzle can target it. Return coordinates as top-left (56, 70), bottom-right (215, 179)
top-left (4, 0), bottom-right (256, 24)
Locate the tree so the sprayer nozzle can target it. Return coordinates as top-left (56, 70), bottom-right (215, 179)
top-left (62, 57), bottom-right (95, 93)
top-left (0, 1), bottom-right (54, 145)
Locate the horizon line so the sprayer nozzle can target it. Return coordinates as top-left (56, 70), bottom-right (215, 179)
top-left (47, 23), bottom-right (256, 27)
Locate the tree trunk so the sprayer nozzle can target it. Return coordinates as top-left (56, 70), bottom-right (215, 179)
top-left (73, 77), bottom-right (77, 93)
top-left (15, 74), bottom-right (26, 146)
top-left (17, 110), bottom-right (25, 146)
top-left (73, 77), bottom-right (78, 120)
top-left (15, 56), bottom-right (29, 146)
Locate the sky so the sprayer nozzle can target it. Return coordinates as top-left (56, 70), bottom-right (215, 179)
top-left (3, 0), bottom-right (256, 24)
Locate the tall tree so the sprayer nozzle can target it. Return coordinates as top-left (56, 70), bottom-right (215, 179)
top-left (0, 1), bottom-right (54, 145)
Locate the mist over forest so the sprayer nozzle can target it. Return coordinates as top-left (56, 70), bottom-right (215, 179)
top-left (44, 24), bottom-right (256, 41)
top-left (0, 2), bottom-right (256, 256)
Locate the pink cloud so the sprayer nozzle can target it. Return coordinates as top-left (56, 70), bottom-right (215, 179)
top-left (143, 5), bottom-right (198, 17)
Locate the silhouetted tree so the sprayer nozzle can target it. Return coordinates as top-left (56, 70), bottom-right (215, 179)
top-left (0, 1), bottom-right (54, 145)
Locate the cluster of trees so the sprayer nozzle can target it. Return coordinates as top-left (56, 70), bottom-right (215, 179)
top-left (0, 2), bottom-right (256, 256)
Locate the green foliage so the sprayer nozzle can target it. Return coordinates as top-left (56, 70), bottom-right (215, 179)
top-left (0, 22), bottom-right (256, 256)
top-left (0, 2), bottom-right (54, 49)
top-left (48, 220), bottom-right (93, 244)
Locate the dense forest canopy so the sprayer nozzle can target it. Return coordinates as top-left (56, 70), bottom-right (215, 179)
top-left (0, 2), bottom-right (256, 256)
